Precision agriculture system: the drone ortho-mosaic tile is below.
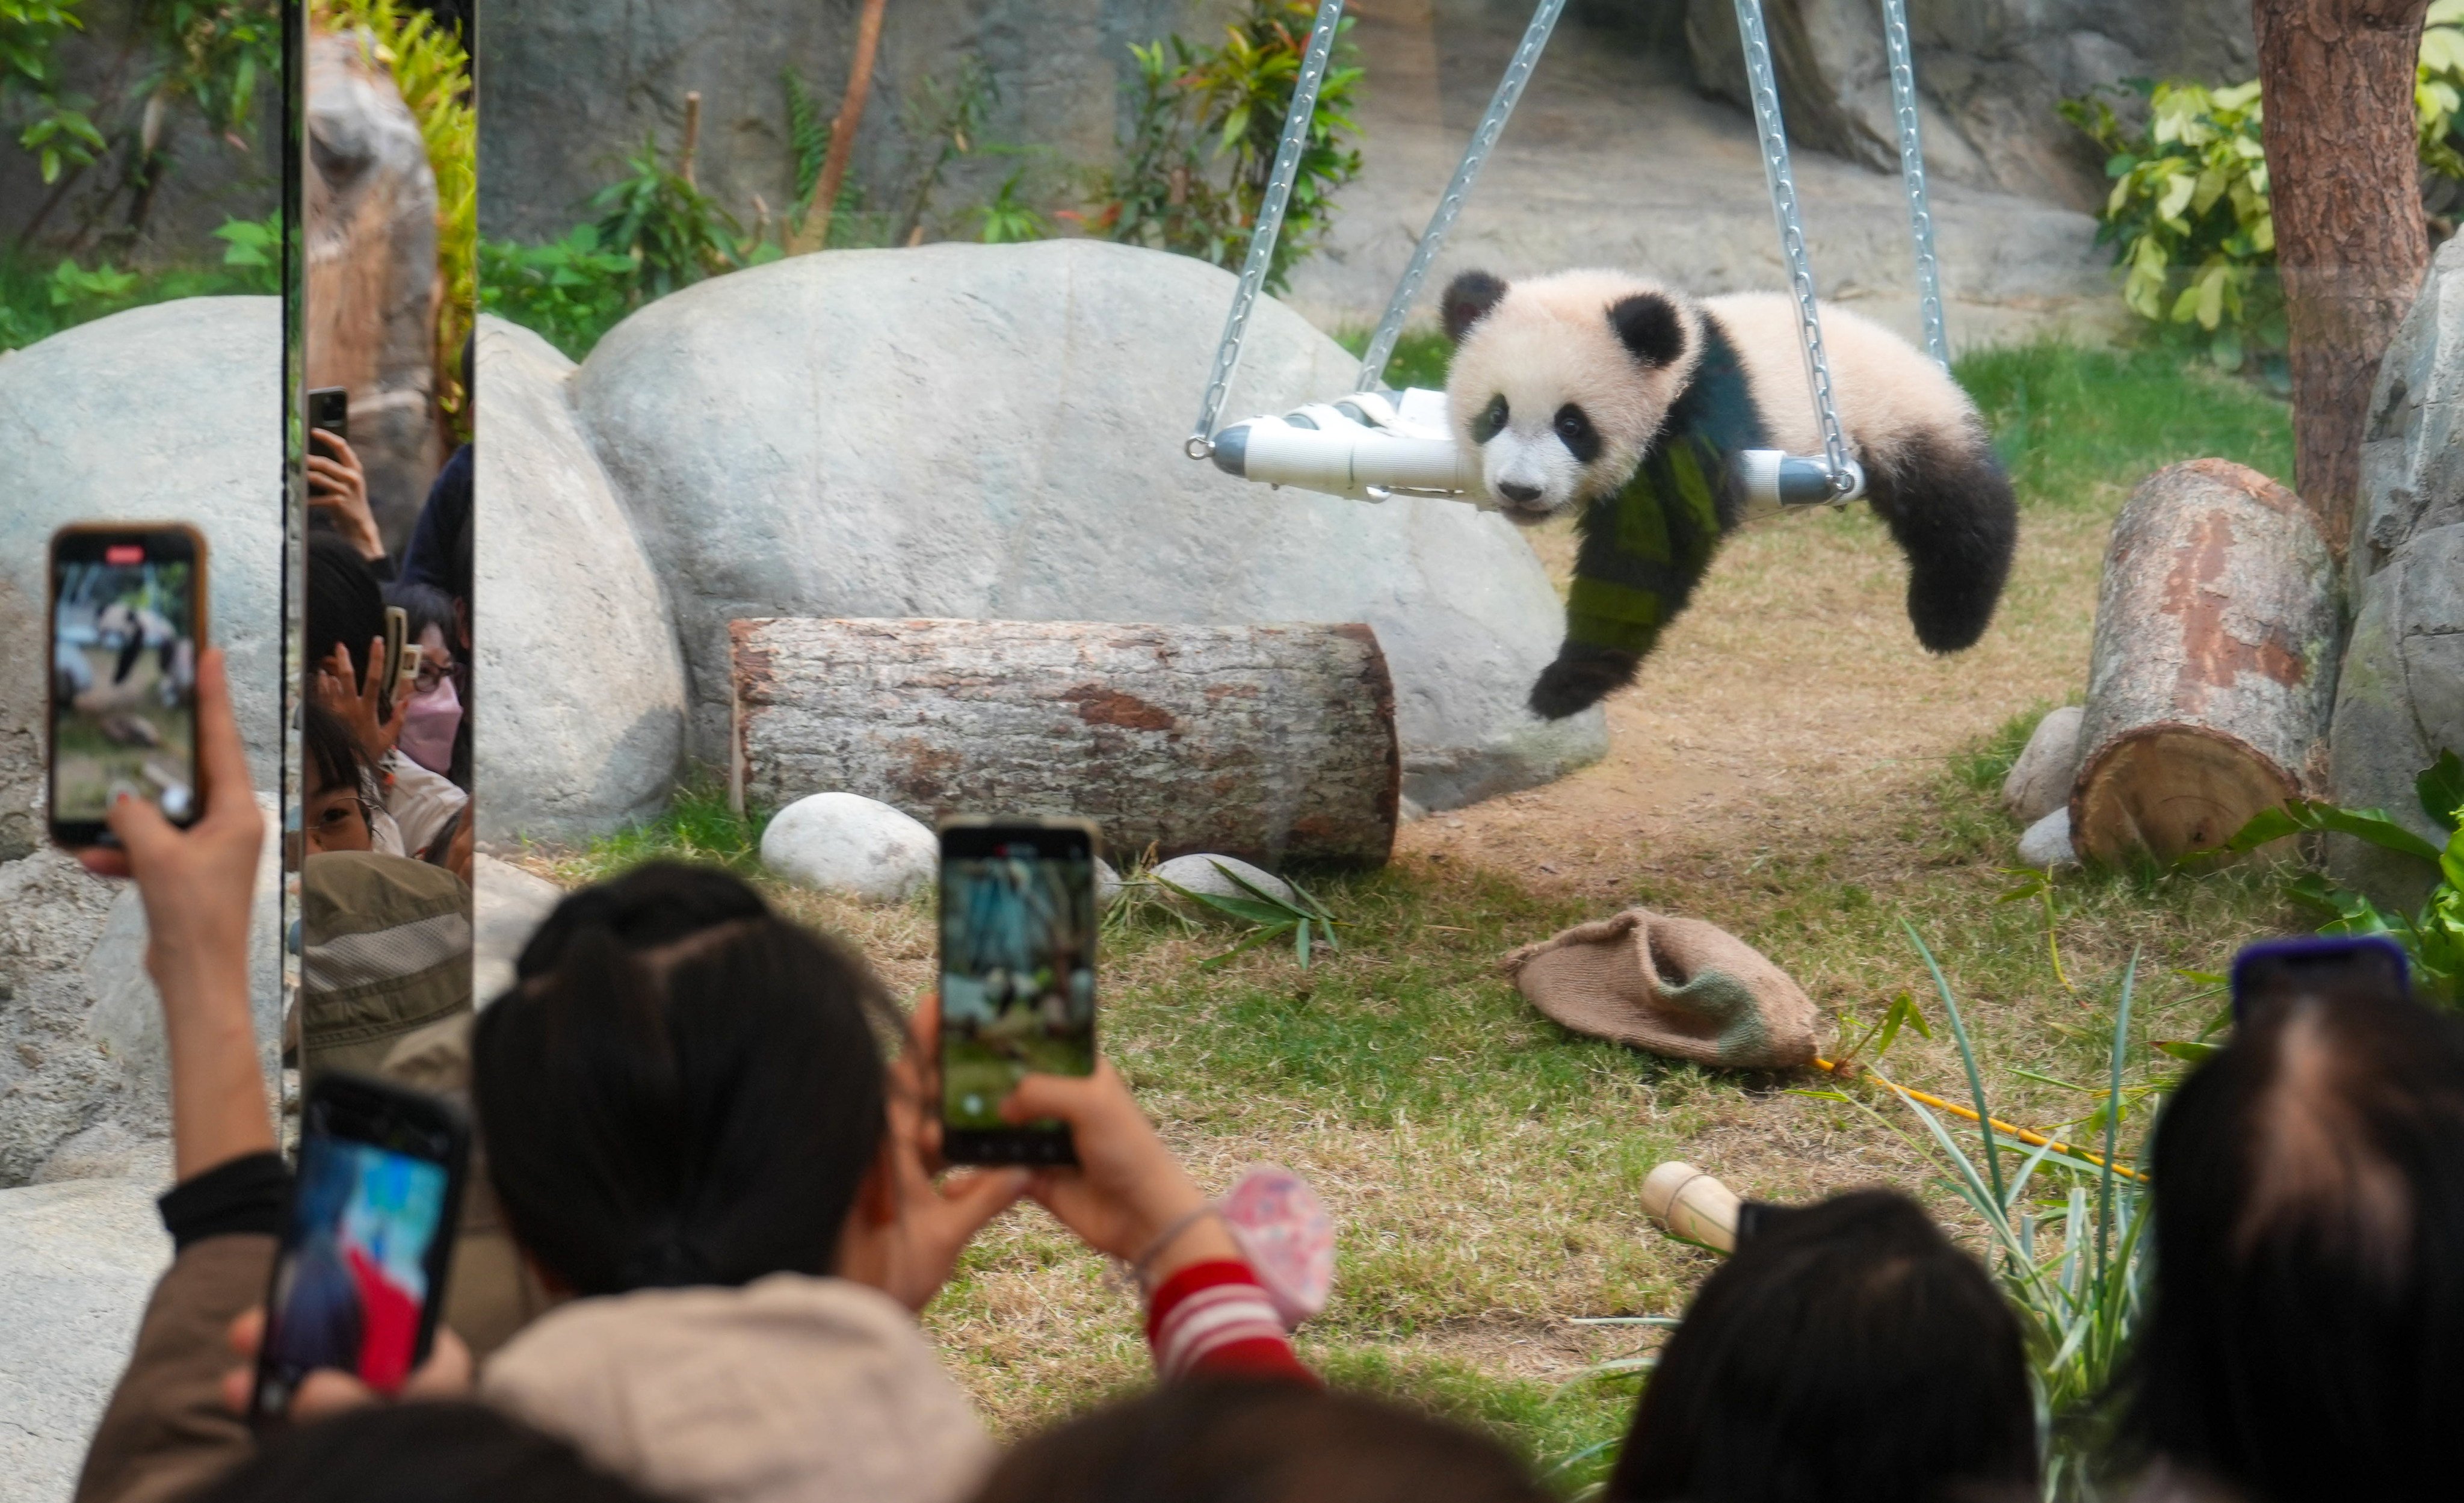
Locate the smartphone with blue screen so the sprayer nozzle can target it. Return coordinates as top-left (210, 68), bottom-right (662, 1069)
top-left (2229, 935), bottom-right (2412, 1024)
top-left (939, 818), bottom-right (1100, 1165)
top-left (250, 1073), bottom-right (467, 1424)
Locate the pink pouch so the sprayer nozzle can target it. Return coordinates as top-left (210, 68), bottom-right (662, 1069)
top-left (1217, 1164), bottom-right (1333, 1328)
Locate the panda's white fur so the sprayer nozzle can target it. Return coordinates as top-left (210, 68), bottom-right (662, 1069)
top-left (1444, 271), bottom-right (1985, 522)
top-left (1437, 267), bottom-right (2021, 719)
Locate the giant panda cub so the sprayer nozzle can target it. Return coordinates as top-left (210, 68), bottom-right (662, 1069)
top-left (1440, 268), bottom-right (2019, 720)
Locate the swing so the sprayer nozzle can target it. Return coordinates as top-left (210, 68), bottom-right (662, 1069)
top-left (1184, 0), bottom-right (1950, 519)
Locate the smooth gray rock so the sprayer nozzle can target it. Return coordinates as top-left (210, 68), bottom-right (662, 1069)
top-left (574, 239), bottom-right (1604, 812)
top-left (0, 798), bottom-right (283, 1187)
top-left (1095, 857), bottom-right (1122, 910)
top-left (2328, 524), bottom-right (2464, 910)
top-left (2017, 807), bottom-right (2078, 871)
top-left (0, 1176), bottom-right (171, 1501)
top-left (474, 318), bottom-right (690, 844)
top-left (474, 853), bottom-right (567, 1006)
top-left (2357, 236), bottom-right (2464, 590)
top-left (0, 297), bottom-right (284, 863)
top-left (761, 793), bottom-right (939, 903)
top-left (2001, 706), bottom-right (2086, 826)
top-left (1152, 853), bottom-right (1295, 908)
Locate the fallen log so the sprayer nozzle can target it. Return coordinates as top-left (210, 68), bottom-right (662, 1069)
top-left (2070, 460), bottom-right (2341, 865)
top-left (730, 618), bottom-right (1400, 866)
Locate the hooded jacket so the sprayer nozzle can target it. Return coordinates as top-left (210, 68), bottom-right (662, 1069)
top-left (479, 1274), bottom-right (996, 1503)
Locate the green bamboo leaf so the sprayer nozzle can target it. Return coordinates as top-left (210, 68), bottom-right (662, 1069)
top-left (2416, 750), bottom-right (2464, 833)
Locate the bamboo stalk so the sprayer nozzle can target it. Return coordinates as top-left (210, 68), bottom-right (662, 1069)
top-left (679, 91), bottom-right (702, 187)
top-left (791, 0), bottom-right (889, 253)
top-left (1814, 1057), bottom-right (2148, 1182)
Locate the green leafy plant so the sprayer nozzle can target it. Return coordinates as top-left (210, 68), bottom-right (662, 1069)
top-left (2, 0), bottom-right (103, 182)
top-left (46, 252), bottom-right (137, 308)
top-left (589, 131), bottom-right (743, 301)
top-left (1808, 930), bottom-right (2153, 1502)
top-left (975, 167), bottom-right (1051, 244)
top-left (2065, 1), bottom-right (2464, 372)
top-left (209, 208), bottom-right (277, 291)
top-left (478, 226), bottom-right (635, 360)
top-left (2215, 750), bottom-right (2464, 1006)
top-left (1152, 860), bottom-right (1345, 969)
top-left (1087, 0), bottom-right (1363, 294)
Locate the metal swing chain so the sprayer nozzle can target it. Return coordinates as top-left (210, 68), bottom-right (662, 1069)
top-left (1731, 0), bottom-right (1854, 499)
top-left (1186, 0), bottom-right (1350, 461)
top-left (1354, 0), bottom-right (1567, 392)
top-left (1880, 0), bottom-right (1948, 371)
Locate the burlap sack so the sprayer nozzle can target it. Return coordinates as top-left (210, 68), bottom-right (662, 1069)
top-left (1501, 909), bottom-right (1816, 1069)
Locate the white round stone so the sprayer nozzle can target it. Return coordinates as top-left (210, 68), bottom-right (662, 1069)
top-left (1152, 853), bottom-right (1295, 909)
top-left (760, 793), bottom-right (937, 903)
top-left (2017, 807), bottom-right (2078, 871)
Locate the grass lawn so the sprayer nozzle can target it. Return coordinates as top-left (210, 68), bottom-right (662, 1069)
top-left (514, 339), bottom-right (2303, 1495)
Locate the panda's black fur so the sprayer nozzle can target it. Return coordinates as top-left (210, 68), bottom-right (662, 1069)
top-left (1439, 269), bottom-right (2019, 720)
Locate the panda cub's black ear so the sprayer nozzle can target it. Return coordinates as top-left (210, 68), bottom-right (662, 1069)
top-left (1442, 271), bottom-right (1510, 344)
top-left (1609, 292), bottom-right (1687, 368)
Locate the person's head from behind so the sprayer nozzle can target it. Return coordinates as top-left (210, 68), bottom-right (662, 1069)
top-left (302, 698), bottom-right (371, 856)
top-left (1609, 1188), bottom-right (2034, 1503)
top-left (471, 862), bottom-right (894, 1296)
top-left (307, 532), bottom-right (384, 687)
top-left (2130, 961), bottom-right (2464, 1501)
top-left (969, 1379), bottom-right (1547, 1503)
top-left (185, 1401), bottom-right (656, 1503)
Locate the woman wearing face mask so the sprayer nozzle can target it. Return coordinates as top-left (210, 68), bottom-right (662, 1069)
top-left (380, 583), bottom-right (471, 880)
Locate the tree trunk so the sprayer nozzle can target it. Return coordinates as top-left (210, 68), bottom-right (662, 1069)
top-left (730, 618), bottom-right (1401, 866)
top-left (2253, 0), bottom-right (2433, 558)
top-left (790, 0), bottom-right (889, 255)
top-left (2071, 460), bottom-right (2341, 864)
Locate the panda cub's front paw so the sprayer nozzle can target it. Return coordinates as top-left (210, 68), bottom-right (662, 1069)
top-left (1528, 647), bottom-right (1640, 720)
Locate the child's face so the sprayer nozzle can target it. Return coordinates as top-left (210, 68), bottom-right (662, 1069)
top-left (306, 771), bottom-right (372, 855)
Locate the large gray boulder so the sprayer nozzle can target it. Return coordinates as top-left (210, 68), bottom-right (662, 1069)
top-left (572, 239), bottom-right (1604, 812)
top-left (0, 297), bottom-right (284, 860)
top-left (474, 318), bottom-right (689, 844)
top-left (2335, 238), bottom-right (2464, 906)
top-left (0, 801), bottom-right (282, 1188)
top-left (0, 300), bottom-right (288, 1187)
top-left (0, 1177), bottom-right (171, 1502)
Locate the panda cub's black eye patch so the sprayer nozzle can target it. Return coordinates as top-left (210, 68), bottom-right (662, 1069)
top-left (1473, 394), bottom-right (1509, 444)
top-left (1552, 404), bottom-right (1600, 463)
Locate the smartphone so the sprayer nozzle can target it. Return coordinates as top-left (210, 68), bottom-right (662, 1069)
top-left (307, 386), bottom-right (349, 442)
top-left (938, 818), bottom-right (1101, 1165)
top-left (251, 1072), bottom-right (467, 1425)
top-left (382, 605), bottom-right (409, 715)
top-left (394, 642), bottom-right (423, 710)
top-left (47, 525), bottom-right (206, 847)
top-left (2231, 934), bottom-right (2412, 1024)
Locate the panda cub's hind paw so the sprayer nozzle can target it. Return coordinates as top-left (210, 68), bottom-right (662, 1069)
top-left (1528, 646), bottom-right (1639, 720)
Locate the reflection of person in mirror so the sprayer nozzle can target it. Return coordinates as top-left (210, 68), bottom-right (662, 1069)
top-left (309, 428), bottom-right (392, 576)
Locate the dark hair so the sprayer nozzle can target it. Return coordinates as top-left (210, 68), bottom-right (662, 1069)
top-left (471, 862), bottom-right (896, 1297)
top-left (184, 1402), bottom-right (655, 1503)
top-left (2127, 980), bottom-right (2464, 1501)
top-left (969, 1380), bottom-right (1548, 1503)
top-left (301, 696), bottom-right (367, 797)
top-left (1609, 1190), bottom-right (2036, 1503)
top-left (383, 579), bottom-right (458, 653)
top-left (307, 533), bottom-right (385, 684)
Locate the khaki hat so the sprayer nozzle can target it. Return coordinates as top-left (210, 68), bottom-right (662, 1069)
top-left (301, 850), bottom-right (474, 1085)
top-left (1501, 909), bottom-right (1817, 1070)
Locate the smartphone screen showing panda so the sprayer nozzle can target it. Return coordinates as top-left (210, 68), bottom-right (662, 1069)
top-left (938, 819), bottom-right (1099, 1165)
top-left (48, 525), bottom-right (205, 848)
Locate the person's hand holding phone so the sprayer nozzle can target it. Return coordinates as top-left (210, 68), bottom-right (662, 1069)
top-left (306, 429), bottom-right (384, 563)
top-left (218, 1306), bottom-right (472, 1420)
top-left (78, 647), bottom-right (274, 1181)
top-left (1001, 1060), bottom-right (1244, 1288)
top-left (838, 996), bottom-right (1031, 1313)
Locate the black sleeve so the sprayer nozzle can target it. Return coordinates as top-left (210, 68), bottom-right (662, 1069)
top-left (156, 1151), bottom-right (291, 1252)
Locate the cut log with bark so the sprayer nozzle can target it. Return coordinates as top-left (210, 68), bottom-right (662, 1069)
top-left (2070, 460), bottom-right (2342, 865)
top-left (2255, 0), bottom-right (2434, 557)
top-left (731, 618), bottom-right (1401, 866)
